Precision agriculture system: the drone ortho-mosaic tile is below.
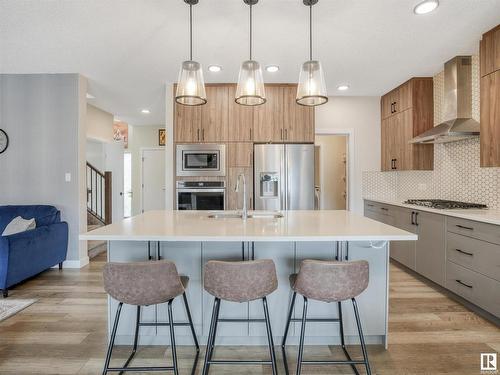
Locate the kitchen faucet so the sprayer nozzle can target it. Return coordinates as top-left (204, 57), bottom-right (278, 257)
top-left (235, 173), bottom-right (248, 220)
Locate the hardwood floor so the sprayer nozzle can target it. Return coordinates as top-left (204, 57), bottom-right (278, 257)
top-left (0, 254), bottom-right (498, 374)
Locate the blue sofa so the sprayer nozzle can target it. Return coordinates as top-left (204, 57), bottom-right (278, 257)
top-left (0, 205), bottom-right (68, 297)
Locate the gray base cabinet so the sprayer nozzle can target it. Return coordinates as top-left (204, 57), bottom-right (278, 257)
top-left (364, 199), bottom-right (500, 318)
top-left (414, 211), bottom-right (446, 286)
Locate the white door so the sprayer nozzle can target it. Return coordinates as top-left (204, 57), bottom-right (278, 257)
top-left (104, 142), bottom-right (125, 222)
top-left (142, 149), bottom-right (166, 212)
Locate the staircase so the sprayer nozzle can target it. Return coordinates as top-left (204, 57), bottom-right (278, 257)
top-left (86, 162), bottom-right (112, 259)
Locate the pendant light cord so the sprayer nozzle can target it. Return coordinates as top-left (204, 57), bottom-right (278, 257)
top-left (249, 3), bottom-right (253, 60)
top-left (189, 4), bottom-right (193, 61)
top-left (309, 4), bottom-right (313, 61)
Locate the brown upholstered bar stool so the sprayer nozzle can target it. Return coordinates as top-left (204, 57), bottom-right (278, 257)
top-left (202, 259), bottom-right (279, 375)
top-left (102, 260), bottom-right (199, 375)
top-left (282, 260), bottom-right (372, 375)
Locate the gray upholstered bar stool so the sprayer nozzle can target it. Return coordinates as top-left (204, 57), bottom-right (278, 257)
top-left (202, 259), bottom-right (279, 375)
top-left (282, 259), bottom-right (371, 375)
top-left (102, 260), bottom-right (199, 375)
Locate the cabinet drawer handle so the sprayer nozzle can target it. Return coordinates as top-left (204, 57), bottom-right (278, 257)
top-left (381, 207), bottom-right (389, 211)
top-left (280, 129), bottom-right (283, 140)
top-left (456, 224), bottom-right (474, 231)
top-left (367, 204), bottom-right (374, 207)
top-left (455, 279), bottom-right (473, 289)
top-left (455, 248), bottom-right (473, 256)
top-left (197, 128), bottom-right (200, 141)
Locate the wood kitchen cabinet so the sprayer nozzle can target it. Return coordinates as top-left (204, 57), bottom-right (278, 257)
top-left (175, 83), bottom-right (314, 144)
top-left (174, 84), bottom-right (228, 142)
top-left (283, 85), bottom-right (314, 142)
top-left (253, 85), bottom-right (284, 142)
top-left (480, 25), bottom-right (500, 78)
top-left (200, 85), bottom-right (229, 142)
top-left (228, 85), bottom-right (254, 142)
top-left (480, 25), bottom-right (500, 167)
top-left (380, 78), bottom-right (434, 171)
top-left (227, 142), bottom-right (253, 168)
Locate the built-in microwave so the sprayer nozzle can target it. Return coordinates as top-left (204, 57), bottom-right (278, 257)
top-left (176, 144), bottom-right (226, 177)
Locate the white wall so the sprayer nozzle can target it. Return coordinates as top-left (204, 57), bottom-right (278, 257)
top-left (315, 97), bottom-right (380, 214)
top-left (128, 125), bottom-right (165, 215)
top-left (0, 74), bottom-right (88, 266)
top-left (86, 104), bottom-right (113, 142)
top-left (86, 139), bottom-right (105, 171)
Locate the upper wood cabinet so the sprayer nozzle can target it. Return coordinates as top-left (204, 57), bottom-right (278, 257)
top-left (200, 86), bottom-right (229, 142)
top-left (174, 88), bottom-right (201, 143)
top-left (253, 85), bottom-right (284, 142)
top-left (480, 70), bottom-right (500, 167)
top-left (227, 142), bottom-right (253, 168)
top-left (228, 85), bottom-right (254, 142)
top-left (380, 78), bottom-right (434, 171)
top-left (283, 85), bottom-right (314, 142)
top-left (480, 25), bottom-right (500, 78)
top-left (174, 83), bottom-right (315, 144)
top-left (174, 85), bottom-right (228, 143)
top-left (480, 25), bottom-right (500, 168)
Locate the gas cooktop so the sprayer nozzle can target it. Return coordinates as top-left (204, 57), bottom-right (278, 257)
top-left (404, 199), bottom-right (488, 210)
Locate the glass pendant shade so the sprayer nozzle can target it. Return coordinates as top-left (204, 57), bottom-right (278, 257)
top-left (175, 60), bottom-right (207, 106)
top-left (235, 60), bottom-right (266, 106)
top-left (296, 60), bottom-right (328, 106)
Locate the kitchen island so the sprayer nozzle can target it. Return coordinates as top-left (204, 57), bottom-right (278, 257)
top-left (81, 210), bottom-right (416, 348)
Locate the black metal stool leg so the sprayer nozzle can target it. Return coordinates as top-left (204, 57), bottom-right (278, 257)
top-left (182, 292), bottom-right (200, 352)
top-left (263, 297), bottom-right (278, 375)
top-left (296, 296), bottom-right (308, 375)
top-left (167, 300), bottom-right (179, 375)
top-left (102, 302), bottom-right (123, 375)
top-left (281, 292), bottom-right (296, 375)
top-left (119, 305), bottom-right (141, 375)
top-left (338, 301), bottom-right (360, 375)
top-left (352, 298), bottom-right (372, 375)
top-left (202, 298), bottom-right (219, 375)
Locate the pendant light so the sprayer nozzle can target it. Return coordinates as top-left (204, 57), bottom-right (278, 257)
top-left (175, 0), bottom-right (207, 106)
top-left (296, 0), bottom-right (328, 106)
top-left (235, 0), bottom-right (266, 106)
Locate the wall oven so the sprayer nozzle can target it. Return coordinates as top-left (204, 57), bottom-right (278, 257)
top-left (176, 144), bottom-right (226, 177)
top-left (176, 181), bottom-right (225, 210)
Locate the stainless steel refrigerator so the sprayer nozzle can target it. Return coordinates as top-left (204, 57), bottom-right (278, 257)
top-left (254, 144), bottom-right (315, 210)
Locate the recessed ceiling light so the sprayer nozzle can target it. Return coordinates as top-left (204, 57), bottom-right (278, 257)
top-left (208, 65), bottom-right (222, 72)
top-left (141, 109), bottom-right (151, 114)
top-left (337, 85), bottom-right (350, 91)
top-left (413, 0), bottom-right (439, 15)
top-left (266, 65), bottom-right (280, 73)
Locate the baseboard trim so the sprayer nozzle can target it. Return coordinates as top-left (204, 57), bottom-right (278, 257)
top-left (51, 256), bottom-right (90, 269)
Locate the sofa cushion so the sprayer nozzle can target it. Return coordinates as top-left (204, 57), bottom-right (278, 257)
top-left (2, 216), bottom-right (36, 236)
top-left (0, 205), bottom-right (60, 233)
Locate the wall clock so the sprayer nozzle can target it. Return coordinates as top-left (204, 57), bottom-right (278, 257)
top-left (0, 129), bottom-right (9, 154)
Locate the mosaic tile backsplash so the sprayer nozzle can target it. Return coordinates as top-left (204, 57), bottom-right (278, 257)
top-left (363, 56), bottom-right (500, 209)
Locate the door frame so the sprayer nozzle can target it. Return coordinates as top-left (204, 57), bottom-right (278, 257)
top-left (314, 129), bottom-right (353, 211)
top-left (140, 147), bottom-right (166, 214)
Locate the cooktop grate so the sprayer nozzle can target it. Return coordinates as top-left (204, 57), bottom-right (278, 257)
top-left (403, 199), bottom-right (488, 209)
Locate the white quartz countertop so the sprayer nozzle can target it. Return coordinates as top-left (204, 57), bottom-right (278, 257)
top-left (365, 198), bottom-right (500, 226)
top-left (80, 210), bottom-right (417, 242)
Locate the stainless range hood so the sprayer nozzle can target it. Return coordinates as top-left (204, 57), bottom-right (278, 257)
top-left (410, 56), bottom-right (480, 144)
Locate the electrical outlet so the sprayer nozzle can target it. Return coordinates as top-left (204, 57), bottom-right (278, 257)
top-left (65, 173), bottom-right (71, 182)
top-left (418, 183), bottom-right (427, 191)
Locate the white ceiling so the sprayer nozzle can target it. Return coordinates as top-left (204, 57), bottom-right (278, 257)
top-left (1, 0), bottom-right (499, 126)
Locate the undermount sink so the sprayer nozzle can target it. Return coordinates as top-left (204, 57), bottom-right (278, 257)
top-left (208, 211), bottom-right (284, 219)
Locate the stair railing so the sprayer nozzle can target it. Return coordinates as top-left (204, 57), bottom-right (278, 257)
top-left (86, 162), bottom-right (112, 225)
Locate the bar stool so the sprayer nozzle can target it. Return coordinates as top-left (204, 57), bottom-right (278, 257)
top-left (202, 259), bottom-right (279, 375)
top-left (282, 259), bottom-right (372, 375)
top-left (102, 260), bottom-right (199, 375)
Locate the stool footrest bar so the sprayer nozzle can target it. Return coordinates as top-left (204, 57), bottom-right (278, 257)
top-left (208, 360), bottom-right (273, 365)
top-left (289, 318), bottom-right (340, 322)
top-left (138, 322), bottom-right (190, 327)
top-left (106, 366), bottom-right (175, 372)
top-left (302, 360), bottom-right (366, 365)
